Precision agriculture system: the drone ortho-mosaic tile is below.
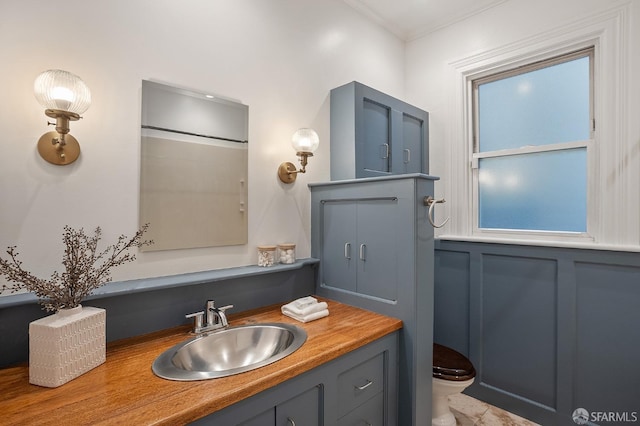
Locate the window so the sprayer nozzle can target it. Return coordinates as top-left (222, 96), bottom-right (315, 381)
top-left (445, 7), bottom-right (632, 248)
top-left (471, 48), bottom-right (593, 236)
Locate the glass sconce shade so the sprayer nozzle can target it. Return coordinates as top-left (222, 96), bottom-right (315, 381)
top-left (291, 128), bottom-right (319, 154)
top-left (34, 69), bottom-right (91, 115)
top-left (278, 128), bottom-right (319, 183)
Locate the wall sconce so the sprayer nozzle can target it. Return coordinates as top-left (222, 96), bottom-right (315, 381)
top-left (278, 128), bottom-right (319, 184)
top-left (34, 69), bottom-right (91, 165)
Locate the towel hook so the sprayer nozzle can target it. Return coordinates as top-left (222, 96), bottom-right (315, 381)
top-left (423, 196), bottom-right (450, 228)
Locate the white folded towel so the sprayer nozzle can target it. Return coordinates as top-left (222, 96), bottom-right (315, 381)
top-left (286, 296), bottom-right (319, 312)
top-left (281, 296), bottom-right (330, 323)
top-left (283, 308), bottom-right (329, 323)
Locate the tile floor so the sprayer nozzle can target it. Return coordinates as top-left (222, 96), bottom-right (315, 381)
top-left (449, 393), bottom-right (541, 426)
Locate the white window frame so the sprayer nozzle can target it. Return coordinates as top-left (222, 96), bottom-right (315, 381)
top-left (470, 48), bottom-right (595, 243)
top-left (442, 5), bottom-right (634, 249)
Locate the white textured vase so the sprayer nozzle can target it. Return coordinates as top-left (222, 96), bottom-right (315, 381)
top-left (29, 305), bottom-right (106, 387)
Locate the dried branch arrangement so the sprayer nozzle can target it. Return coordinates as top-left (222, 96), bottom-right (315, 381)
top-left (0, 225), bottom-right (153, 312)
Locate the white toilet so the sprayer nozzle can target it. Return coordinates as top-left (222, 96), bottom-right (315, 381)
top-left (432, 343), bottom-right (476, 426)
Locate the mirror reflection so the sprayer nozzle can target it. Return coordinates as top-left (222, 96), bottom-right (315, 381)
top-left (140, 80), bottom-right (248, 251)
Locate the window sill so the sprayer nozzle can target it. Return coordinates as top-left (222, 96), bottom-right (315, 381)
top-left (436, 234), bottom-right (640, 253)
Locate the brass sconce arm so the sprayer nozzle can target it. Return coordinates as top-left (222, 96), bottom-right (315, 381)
top-left (278, 152), bottom-right (313, 184)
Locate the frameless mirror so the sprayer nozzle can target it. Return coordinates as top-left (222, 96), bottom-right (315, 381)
top-left (140, 80), bottom-right (248, 251)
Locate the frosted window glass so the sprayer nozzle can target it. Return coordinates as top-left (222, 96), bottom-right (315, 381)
top-left (478, 56), bottom-right (590, 152)
top-left (479, 149), bottom-right (586, 232)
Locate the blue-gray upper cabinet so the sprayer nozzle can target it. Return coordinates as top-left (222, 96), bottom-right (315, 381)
top-left (330, 81), bottom-right (429, 180)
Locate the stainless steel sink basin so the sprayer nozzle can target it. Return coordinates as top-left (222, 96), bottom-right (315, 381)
top-left (152, 323), bottom-right (307, 381)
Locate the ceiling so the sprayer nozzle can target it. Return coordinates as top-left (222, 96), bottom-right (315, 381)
top-left (342, 0), bottom-right (509, 41)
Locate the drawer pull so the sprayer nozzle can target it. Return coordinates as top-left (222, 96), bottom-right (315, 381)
top-left (355, 379), bottom-right (373, 391)
top-left (287, 417), bottom-right (296, 426)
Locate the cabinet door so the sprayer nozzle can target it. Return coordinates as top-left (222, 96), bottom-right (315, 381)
top-left (356, 199), bottom-right (398, 301)
top-left (276, 385), bottom-right (321, 426)
top-left (361, 97), bottom-right (391, 176)
top-left (321, 201), bottom-right (357, 292)
top-left (399, 110), bottom-right (427, 174)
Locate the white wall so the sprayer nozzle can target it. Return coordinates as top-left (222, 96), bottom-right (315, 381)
top-left (405, 0), bottom-right (640, 249)
top-left (0, 0), bottom-right (405, 286)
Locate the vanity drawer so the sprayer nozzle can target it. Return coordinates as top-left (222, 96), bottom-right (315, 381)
top-left (337, 391), bottom-right (384, 426)
top-left (337, 352), bottom-right (384, 417)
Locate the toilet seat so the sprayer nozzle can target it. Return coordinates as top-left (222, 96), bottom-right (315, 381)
top-left (433, 343), bottom-right (476, 381)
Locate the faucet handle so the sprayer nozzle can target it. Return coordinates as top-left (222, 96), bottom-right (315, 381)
top-left (217, 304), bottom-right (234, 313)
top-left (185, 311), bottom-right (205, 333)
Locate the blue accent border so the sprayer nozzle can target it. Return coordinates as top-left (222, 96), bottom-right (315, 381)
top-left (0, 258), bottom-right (320, 309)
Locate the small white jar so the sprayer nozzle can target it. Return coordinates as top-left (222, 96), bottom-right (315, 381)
top-left (257, 245), bottom-right (277, 267)
top-left (278, 243), bottom-right (296, 264)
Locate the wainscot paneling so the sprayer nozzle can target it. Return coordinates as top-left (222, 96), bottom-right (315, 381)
top-left (574, 262), bottom-right (640, 416)
top-left (433, 249), bottom-right (470, 355)
top-left (434, 240), bottom-right (640, 426)
top-left (481, 254), bottom-right (558, 410)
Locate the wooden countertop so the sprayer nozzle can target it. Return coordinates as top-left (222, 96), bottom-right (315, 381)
top-left (0, 299), bottom-right (402, 425)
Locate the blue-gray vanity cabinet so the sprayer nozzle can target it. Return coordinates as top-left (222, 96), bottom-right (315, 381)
top-left (193, 332), bottom-right (398, 425)
top-left (310, 174), bottom-right (438, 426)
top-left (330, 81), bottom-right (429, 181)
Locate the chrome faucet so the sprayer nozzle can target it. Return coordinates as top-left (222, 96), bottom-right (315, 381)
top-left (186, 300), bottom-right (234, 334)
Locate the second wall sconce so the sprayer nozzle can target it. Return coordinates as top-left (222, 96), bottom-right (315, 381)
top-left (278, 128), bottom-right (319, 184)
top-left (34, 69), bottom-right (91, 165)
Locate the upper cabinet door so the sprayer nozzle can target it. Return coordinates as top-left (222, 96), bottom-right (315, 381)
top-left (362, 98), bottom-right (391, 175)
top-left (400, 110), bottom-right (428, 174)
top-left (330, 81), bottom-right (429, 180)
